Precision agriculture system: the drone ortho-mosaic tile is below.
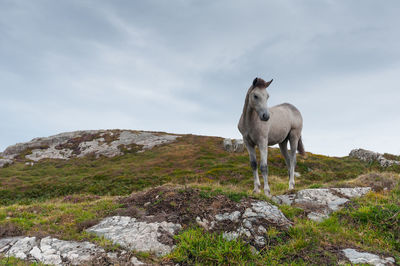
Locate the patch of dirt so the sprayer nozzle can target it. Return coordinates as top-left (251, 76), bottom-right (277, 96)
top-left (118, 186), bottom-right (239, 227)
top-left (0, 223), bottom-right (23, 237)
top-left (116, 186), bottom-right (292, 249)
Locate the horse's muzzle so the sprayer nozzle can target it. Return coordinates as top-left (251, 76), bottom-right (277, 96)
top-left (260, 112), bottom-right (270, 121)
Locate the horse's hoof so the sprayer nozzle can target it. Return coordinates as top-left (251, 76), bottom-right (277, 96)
top-left (264, 191), bottom-right (271, 198)
top-left (289, 184), bottom-right (294, 190)
top-left (253, 188), bottom-right (260, 194)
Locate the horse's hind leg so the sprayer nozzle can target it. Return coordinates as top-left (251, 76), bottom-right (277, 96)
top-left (288, 133), bottom-right (300, 190)
top-left (244, 141), bottom-right (261, 193)
top-left (279, 139), bottom-right (291, 185)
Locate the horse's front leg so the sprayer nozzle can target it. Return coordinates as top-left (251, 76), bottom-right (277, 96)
top-left (259, 143), bottom-right (271, 197)
top-left (244, 141), bottom-right (261, 193)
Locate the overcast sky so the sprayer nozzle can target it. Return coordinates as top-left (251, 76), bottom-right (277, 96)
top-left (1, 0), bottom-right (399, 156)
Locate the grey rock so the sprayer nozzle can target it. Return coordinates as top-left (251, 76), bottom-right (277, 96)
top-left (87, 216), bottom-right (182, 256)
top-left (0, 236), bottom-right (133, 265)
top-left (218, 200), bottom-right (292, 246)
top-left (349, 148), bottom-right (400, 167)
top-left (223, 138), bottom-right (233, 152)
top-left (272, 194), bottom-right (296, 205)
top-left (222, 231), bottom-right (239, 241)
top-left (295, 188), bottom-right (350, 212)
top-left (131, 256), bottom-right (146, 265)
top-left (223, 138), bottom-right (245, 153)
top-left (0, 237), bottom-right (23, 253)
top-left (254, 236), bottom-right (266, 246)
top-left (232, 139), bottom-right (245, 153)
top-left (0, 158), bottom-right (13, 168)
top-left (307, 212), bottom-right (329, 222)
top-left (331, 187), bottom-right (371, 198)
top-left (196, 216), bottom-right (210, 230)
top-left (342, 248), bottom-right (395, 265)
top-left (272, 187), bottom-right (371, 222)
top-left (7, 237), bottom-right (36, 260)
top-left (245, 201), bottom-right (292, 229)
top-left (1, 130), bottom-right (178, 162)
top-left (215, 211), bottom-right (241, 222)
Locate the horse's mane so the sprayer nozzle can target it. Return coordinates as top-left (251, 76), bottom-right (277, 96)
top-left (241, 86), bottom-right (254, 120)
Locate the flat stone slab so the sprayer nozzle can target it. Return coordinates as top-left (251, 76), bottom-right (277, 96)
top-left (0, 236), bottom-right (143, 265)
top-left (272, 187), bottom-right (371, 222)
top-left (87, 216), bottom-right (182, 256)
top-left (342, 248), bottom-right (395, 265)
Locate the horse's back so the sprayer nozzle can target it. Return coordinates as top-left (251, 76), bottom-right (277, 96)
top-left (268, 103), bottom-right (303, 145)
top-left (271, 103), bottom-right (303, 126)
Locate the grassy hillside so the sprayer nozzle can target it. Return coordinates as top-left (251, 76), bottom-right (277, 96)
top-left (1, 133), bottom-right (399, 265)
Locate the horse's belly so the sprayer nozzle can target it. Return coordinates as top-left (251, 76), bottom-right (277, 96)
top-left (268, 125), bottom-right (290, 145)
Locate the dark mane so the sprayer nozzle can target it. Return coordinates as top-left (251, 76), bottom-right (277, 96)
top-left (252, 77), bottom-right (273, 89)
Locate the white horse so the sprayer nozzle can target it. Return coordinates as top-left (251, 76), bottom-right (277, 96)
top-left (238, 77), bottom-right (305, 197)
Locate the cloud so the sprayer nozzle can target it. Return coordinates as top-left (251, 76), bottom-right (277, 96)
top-left (0, 0), bottom-right (399, 156)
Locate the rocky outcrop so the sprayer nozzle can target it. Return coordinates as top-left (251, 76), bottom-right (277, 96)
top-left (349, 148), bottom-right (400, 167)
top-left (0, 130), bottom-right (178, 166)
top-left (0, 236), bottom-right (143, 265)
top-left (204, 200), bottom-right (292, 247)
top-left (223, 138), bottom-right (245, 152)
top-left (87, 216), bottom-right (182, 257)
top-left (0, 158), bottom-right (13, 168)
top-left (342, 248), bottom-right (395, 266)
top-left (273, 187), bottom-right (371, 222)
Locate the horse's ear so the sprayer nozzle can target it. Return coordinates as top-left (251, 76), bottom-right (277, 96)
top-left (252, 77), bottom-right (258, 87)
top-left (265, 79), bottom-right (273, 88)
top-left (253, 77), bottom-right (273, 89)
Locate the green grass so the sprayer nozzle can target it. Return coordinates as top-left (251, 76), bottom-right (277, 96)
top-left (0, 195), bottom-right (122, 249)
top-left (1, 134), bottom-right (398, 205)
top-left (168, 186), bottom-right (400, 265)
top-left (0, 256), bottom-right (45, 265)
top-left (167, 227), bottom-right (257, 265)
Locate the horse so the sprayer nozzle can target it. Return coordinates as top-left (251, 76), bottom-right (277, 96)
top-left (238, 77), bottom-right (305, 197)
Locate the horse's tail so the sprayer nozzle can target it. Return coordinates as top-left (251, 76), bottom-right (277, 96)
top-left (297, 137), bottom-right (306, 157)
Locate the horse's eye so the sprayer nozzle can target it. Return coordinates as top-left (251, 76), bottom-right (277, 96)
top-left (254, 95), bottom-right (258, 100)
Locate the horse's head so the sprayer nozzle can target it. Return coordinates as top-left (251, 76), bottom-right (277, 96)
top-left (249, 77), bottom-right (273, 121)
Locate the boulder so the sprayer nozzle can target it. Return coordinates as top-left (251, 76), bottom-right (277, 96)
top-left (342, 248), bottom-right (395, 265)
top-left (232, 139), bottom-right (245, 152)
top-left (223, 138), bottom-right (245, 153)
top-left (223, 138), bottom-right (233, 152)
top-left (272, 187), bottom-right (371, 222)
top-left (202, 200), bottom-right (292, 247)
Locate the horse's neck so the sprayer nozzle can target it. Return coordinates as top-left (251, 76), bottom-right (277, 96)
top-left (241, 90), bottom-right (257, 130)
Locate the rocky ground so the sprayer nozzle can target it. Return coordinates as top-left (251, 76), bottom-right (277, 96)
top-left (0, 186), bottom-right (396, 265)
